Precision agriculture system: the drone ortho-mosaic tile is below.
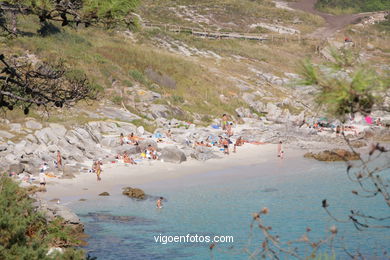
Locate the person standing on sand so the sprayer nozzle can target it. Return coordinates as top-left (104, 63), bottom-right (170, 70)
top-left (223, 138), bottom-right (229, 155)
top-left (156, 197), bottom-right (164, 208)
top-left (120, 133), bottom-right (124, 146)
top-left (56, 150), bottom-right (62, 168)
top-left (95, 161), bottom-right (102, 181)
top-left (221, 114), bottom-right (228, 130)
top-left (39, 168), bottom-right (46, 188)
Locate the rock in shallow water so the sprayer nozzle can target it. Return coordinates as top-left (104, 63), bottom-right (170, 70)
top-left (99, 192), bottom-right (110, 196)
top-left (304, 149), bottom-right (360, 161)
top-left (122, 187), bottom-right (146, 199)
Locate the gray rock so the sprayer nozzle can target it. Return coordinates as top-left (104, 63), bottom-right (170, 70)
top-left (25, 120), bottom-right (43, 130)
top-left (149, 104), bottom-right (170, 119)
top-left (160, 146), bottom-right (187, 163)
top-left (191, 146), bottom-right (220, 161)
top-left (9, 123), bottom-right (22, 133)
top-left (47, 144), bottom-right (59, 153)
top-left (114, 145), bottom-right (138, 155)
top-left (98, 107), bottom-right (140, 121)
top-left (137, 126), bottom-right (145, 135)
top-left (0, 144), bottom-right (7, 152)
top-left (101, 137), bottom-right (118, 148)
top-left (26, 134), bottom-right (38, 144)
top-left (9, 163), bottom-right (25, 174)
top-left (51, 204), bottom-right (81, 224)
top-left (0, 130), bottom-right (14, 139)
top-left (35, 127), bottom-right (59, 144)
top-left (138, 139), bottom-right (157, 152)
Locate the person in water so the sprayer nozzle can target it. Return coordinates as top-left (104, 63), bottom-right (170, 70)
top-left (156, 197), bottom-right (164, 208)
top-left (277, 141), bottom-right (283, 158)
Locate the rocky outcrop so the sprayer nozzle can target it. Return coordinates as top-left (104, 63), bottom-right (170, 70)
top-left (304, 149), bottom-right (360, 161)
top-left (191, 146), bottom-right (220, 161)
top-left (160, 146), bottom-right (186, 163)
top-left (137, 139), bottom-right (157, 152)
top-left (25, 120), bottom-right (43, 130)
top-left (37, 200), bottom-right (84, 233)
top-left (99, 192), bottom-right (110, 196)
top-left (122, 187), bottom-right (146, 199)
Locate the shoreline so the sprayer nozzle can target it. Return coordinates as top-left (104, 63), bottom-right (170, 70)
top-left (38, 143), bottom-right (291, 203)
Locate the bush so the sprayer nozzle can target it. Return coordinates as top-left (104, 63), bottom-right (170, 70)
top-left (0, 176), bottom-right (85, 259)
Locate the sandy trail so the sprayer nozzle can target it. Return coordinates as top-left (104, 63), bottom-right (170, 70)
top-left (289, 0), bottom-right (374, 38)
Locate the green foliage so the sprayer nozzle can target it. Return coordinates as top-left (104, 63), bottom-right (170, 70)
top-left (83, 0), bottom-right (140, 20)
top-left (376, 14), bottom-right (390, 32)
top-left (171, 95), bottom-right (184, 104)
top-left (111, 95), bottom-right (123, 105)
top-left (129, 69), bottom-right (147, 85)
top-left (316, 0), bottom-right (390, 13)
top-left (0, 176), bottom-right (85, 259)
top-left (298, 49), bottom-right (389, 119)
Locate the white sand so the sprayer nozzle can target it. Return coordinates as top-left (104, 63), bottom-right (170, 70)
top-left (38, 144), bottom-right (280, 202)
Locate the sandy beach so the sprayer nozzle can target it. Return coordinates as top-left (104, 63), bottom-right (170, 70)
top-left (38, 144), bottom-right (283, 202)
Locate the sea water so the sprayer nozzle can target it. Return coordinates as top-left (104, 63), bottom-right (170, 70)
top-left (70, 152), bottom-right (390, 259)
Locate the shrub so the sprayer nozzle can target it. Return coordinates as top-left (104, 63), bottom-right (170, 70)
top-left (0, 176), bottom-right (85, 259)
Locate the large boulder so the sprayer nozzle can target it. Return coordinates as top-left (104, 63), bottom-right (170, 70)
top-left (191, 146), bottom-right (220, 161)
top-left (149, 104), bottom-right (170, 119)
top-left (101, 137), bottom-right (118, 148)
top-left (122, 187), bottom-right (146, 199)
top-left (0, 130), bottom-right (14, 139)
top-left (0, 144), bottom-right (8, 152)
top-left (9, 163), bottom-right (25, 174)
top-left (114, 145), bottom-right (138, 155)
top-left (160, 146), bottom-right (186, 163)
top-left (35, 127), bottom-right (61, 144)
top-left (304, 149), bottom-right (360, 161)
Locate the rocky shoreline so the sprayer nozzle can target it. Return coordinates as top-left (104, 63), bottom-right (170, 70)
top-left (1, 108), bottom-right (390, 180)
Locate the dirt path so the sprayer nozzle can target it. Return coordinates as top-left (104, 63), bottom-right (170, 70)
top-left (288, 0), bottom-right (372, 38)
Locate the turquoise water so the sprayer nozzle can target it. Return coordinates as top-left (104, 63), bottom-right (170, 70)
top-left (70, 153), bottom-right (390, 259)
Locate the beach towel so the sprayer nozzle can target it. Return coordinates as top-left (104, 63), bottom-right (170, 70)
top-left (365, 116), bottom-right (373, 124)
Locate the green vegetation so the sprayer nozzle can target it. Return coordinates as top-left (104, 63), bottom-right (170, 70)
top-left (316, 0), bottom-right (390, 14)
top-left (0, 176), bottom-right (85, 259)
top-left (298, 49), bottom-right (389, 119)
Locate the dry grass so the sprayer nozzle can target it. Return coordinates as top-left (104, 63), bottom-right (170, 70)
top-left (140, 0), bottom-right (324, 34)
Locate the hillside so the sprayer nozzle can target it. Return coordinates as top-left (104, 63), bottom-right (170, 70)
top-left (0, 0), bottom-right (389, 130)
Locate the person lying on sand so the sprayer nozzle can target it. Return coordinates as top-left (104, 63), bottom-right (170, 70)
top-left (196, 141), bottom-right (211, 147)
top-left (128, 133), bottom-right (144, 144)
top-left (123, 151), bottom-right (137, 165)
